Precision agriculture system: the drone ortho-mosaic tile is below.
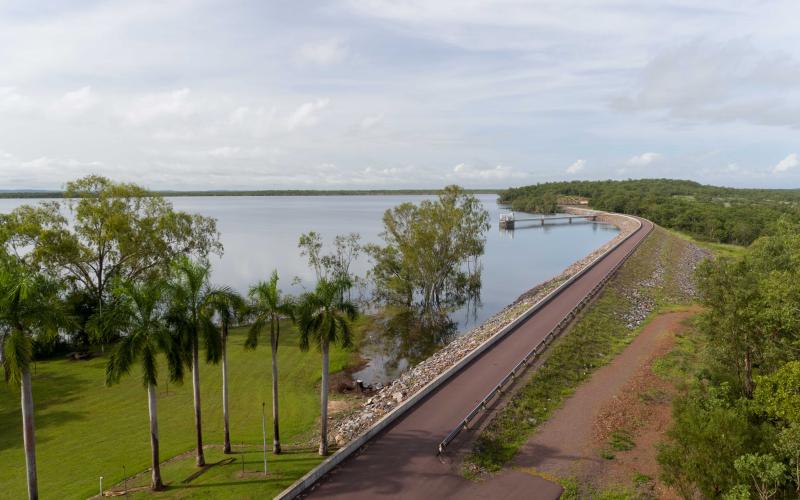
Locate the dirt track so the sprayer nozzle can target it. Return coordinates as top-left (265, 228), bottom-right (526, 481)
top-left (511, 309), bottom-right (696, 495)
top-left (303, 218), bottom-right (654, 499)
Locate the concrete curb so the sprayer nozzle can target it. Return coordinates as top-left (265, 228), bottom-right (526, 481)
top-left (274, 212), bottom-right (644, 500)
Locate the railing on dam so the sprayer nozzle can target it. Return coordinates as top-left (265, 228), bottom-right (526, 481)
top-left (437, 217), bottom-right (651, 455)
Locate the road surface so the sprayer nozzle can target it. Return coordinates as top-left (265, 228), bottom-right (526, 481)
top-left (304, 217), bottom-right (654, 500)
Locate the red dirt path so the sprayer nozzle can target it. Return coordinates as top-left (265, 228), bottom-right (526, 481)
top-left (509, 308), bottom-right (697, 496)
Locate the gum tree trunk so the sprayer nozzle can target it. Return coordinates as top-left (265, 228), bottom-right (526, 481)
top-left (192, 341), bottom-right (205, 466)
top-left (743, 349), bottom-right (754, 399)
top-left (319, 341), bottom-right (329, 456)
top-left (21, 369), bottom-right (38, 500)
top-left (147, 384), bottom-right (164, 490)
top-left (271, 318), bottom-right (281, 454)
top-left (221, 327), bottom-right (231, 454)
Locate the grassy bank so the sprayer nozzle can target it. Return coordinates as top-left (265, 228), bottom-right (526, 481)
top-left (0, 322), bottom-right (356, 499)
top-left (464, 227), bottom-right (695, 475)
top-left (665, 228), bottom-right (746, 259)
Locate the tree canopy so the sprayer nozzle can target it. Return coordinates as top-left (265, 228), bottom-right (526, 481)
top-left (0, 175), bottom-right (222, 308)
top-left (367, 185), bottom-right (490, 314)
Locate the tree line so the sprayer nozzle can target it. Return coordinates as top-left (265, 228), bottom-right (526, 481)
top-left (0, 176), bottom-right (489, 498)
top-left (498, 179), bottom-right (800, 245)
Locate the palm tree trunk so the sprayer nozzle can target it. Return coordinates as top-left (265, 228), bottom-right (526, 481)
top-left (319, 341), bottom-right (329, 456)
top-left (271, 318), bottom-right (281, 454)
top-left (192, 341), bottom-right (205, 466)
top-left (221, 327), bottom-right (231, 454)
top-left (147, 384), bottom-right (164, 490)
top-left (21, 368), bottom-right (38, 500)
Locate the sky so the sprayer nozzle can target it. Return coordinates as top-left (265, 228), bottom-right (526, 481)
top-left (0, 0), bottom-right (799, 190)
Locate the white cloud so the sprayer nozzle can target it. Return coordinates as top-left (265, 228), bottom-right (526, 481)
top-left (297, 39), bottom-right (348, 66)
top-left (124, 88), bottom-right (192, 125)
top-left (773, 153), bottom-right (799, 173)
top-left (449, 163), bottom-right (523, 182)
top-left (359, 113), bottom-right (384, 130)
top-left (617, 40), bottom-right (800, 129)
top-left (566, 159), bottom-right (586, 174)
top-left (52, 86), bottom-right (96, 116)
top-left (287, 99), bottom-right (329, 131)
top-left (627, 152), bottom-right (661, 167)
top-left (0, 87), bottom-right (33, 113)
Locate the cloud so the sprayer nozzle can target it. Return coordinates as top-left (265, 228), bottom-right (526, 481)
top-left (627, 152), bottom-right (661, 167)
top-left (124, 88), bottom-right (192, 125)
top-left (616, 39), bottom-right (800, 129)
top-left (287, 99), bottom-right (329, 131)
top-left (449, 163), bottom-right (524, 182)
top-left (297, 39), bottom-right (348, 66)
top-left (566, 159), bottom-right (586, 174)
top-left (52, 86), bottom-right (96, 116)
top-left (359, 113), bottom-right (384, 130)
top-left (0, 87), bottom-right (33, 113)
top-left (773, 153), bottom-right (799, 173)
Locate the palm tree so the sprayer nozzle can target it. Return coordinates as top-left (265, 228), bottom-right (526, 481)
top-left (245, 270), bottom-right (294, 454)
top-left (296, 278), bottom-right (358, 456)
top-left (105, 279), bottom-right (183, 491)
top-left (166, 256), bottom-right (221, 467)
top-left (205, 286), bottom-right (245, 454)
top-left (0, 261), bottom-right (65, 500)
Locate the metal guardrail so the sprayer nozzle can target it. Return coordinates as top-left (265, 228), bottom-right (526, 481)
top-left (437, 219), bottom-right (652, 455)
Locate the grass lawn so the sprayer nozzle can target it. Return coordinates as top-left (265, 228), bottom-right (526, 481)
top-left (107, 446), bottom-right (323, 499)
top-left (0, 322), bottom-right (355, 499)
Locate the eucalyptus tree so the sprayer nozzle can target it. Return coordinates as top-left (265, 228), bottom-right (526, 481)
top-left (0, 175), bottom-right (221, 348)
top-left (245, 270), bottom-right (295, 454)
top-left (366, 185), bottom-right (489, 316)
top-left (205, 286), bottom-right (245, 454)
top-left (167, 256), bottom-right (221, 467)
top-left (0, 260), bottom-right (66, 500)
top-left (296, 278), bottom-right (358, 455)
top-left (105, 279), bottom-right (183, 491)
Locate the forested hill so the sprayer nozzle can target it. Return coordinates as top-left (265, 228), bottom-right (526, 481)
top-left (498, 179), bottom-right (800, 246)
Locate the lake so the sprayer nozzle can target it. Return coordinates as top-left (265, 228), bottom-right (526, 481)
top-left (0, 194), bottom-right (618, 384)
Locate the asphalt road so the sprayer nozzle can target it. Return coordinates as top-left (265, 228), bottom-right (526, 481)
top-left (304, 217), bottom-right (654, 500)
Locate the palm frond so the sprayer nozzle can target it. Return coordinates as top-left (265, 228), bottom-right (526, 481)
top-left (3, 330), bottom-right (31, 386)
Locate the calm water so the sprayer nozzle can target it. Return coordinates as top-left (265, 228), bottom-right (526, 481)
top-left (0, 195), bottom-right (617, 384)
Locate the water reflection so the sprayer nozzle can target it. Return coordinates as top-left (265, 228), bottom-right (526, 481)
top-left (354, 307), bottom-right (458, 386)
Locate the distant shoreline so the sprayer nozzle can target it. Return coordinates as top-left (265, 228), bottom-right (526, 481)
top-left (0, 188), bottom-right (500, 199)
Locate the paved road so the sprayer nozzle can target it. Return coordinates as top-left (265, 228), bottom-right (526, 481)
top-left (305, 217), bottom-right (654, 500)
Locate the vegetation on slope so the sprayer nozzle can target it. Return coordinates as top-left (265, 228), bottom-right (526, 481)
top-left (658, 220), bottom-right (800, 498)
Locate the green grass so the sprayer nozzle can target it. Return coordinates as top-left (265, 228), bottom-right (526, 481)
top-left (665, 228), bottom-right (746, 259)
top-left (608, 430), bottom-right (636, 452)
top-left (113, 446), bottom-right (323, 499)
top-left (0, 321), bottom-right (354, 499)
top-left (464, 227), bottom-right (694, 474)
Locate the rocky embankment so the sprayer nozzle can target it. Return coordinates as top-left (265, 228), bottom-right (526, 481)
top-left (329, 210), bottom-right (639, 446)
